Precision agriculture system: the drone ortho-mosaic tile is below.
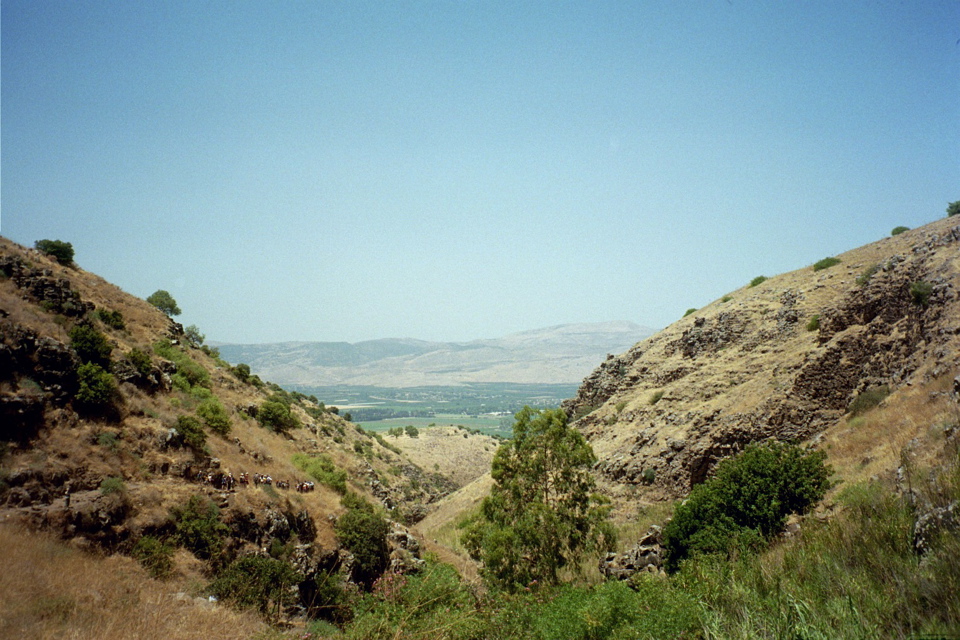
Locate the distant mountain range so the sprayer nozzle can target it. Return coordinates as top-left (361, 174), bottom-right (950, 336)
top-left (216, 321), bottom-right (654, 387)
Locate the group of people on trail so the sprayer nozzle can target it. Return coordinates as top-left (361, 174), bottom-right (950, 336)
top-left (196, 470), bottom-right (314, 493)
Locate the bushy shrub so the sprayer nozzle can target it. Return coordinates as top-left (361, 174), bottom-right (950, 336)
top-left (805, 314), bottom-right (821, 332)
top-left (75, 362), bottom-right (118, 411)
top-left (947, 201), bottom-right (960, 217)
top-left (683, 308), bottom-right (697, 317)
top-left (127, 347), bottom-right (153, 377)
top-left (69, 324), bottom-right (112, 368)
top-left (132, 535), bottom-right (175, 578)
top-left (171, 494), bottom-right (228, 560)
top-left (34, 239), bottom-right (74, 266)
top-left (184, 324), bottom-right (205, 347)
top-left (910, 280), bottom-right (934, 307)
top-left (99, 476), bottom-right (126, 495)
top-left (404, 425), bottom-right (419, 438)
top-left (663, 441), bottom-right (831, 572)
top-left (257, 400), bottom-right (301, 433)
top-left (210, 555), bottom-right (300, 620)
top-left (197, 398), bottom-right (231, 436)
top-left (335, 498), bottom-right (390, 588)
top-left (891, 226), bottom-right (910, 236)
top-left (175, 415), bottom-right (207, 451)
top-left (812, 256), bottom-right (842, 271)
top-left (292, 453), bottom-right (348, 494)
top-left (848, 385), bottom-right (890, 416)
top-left (153, 340), bottom-right (209, 389)
top-left (146, 289), bottom-right (181, 316)
top-left (749, 275), bottom-right (767, 287)
top-left (231, 363), bottom-right (251, 383)
top-left (95, 308), bottom-right (126, 330)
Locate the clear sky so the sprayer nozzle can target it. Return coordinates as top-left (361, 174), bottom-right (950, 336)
top-left (2, 1), bottom-right (958, 344)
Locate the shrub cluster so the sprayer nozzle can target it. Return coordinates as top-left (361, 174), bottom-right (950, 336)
top-left (70, 324), bottom-right (113, 368)
top-left (812, 256), bottom-right (842, 271)
top-left (257, 400), bottom-right (301, 433)
top-left (171, 494), bottom-right (228, 560)
top-left (748, 275), bottom-right (767, 287)
top-left (95, 308), bottom-right (126, 330)
top-left (848, 385), bottom-right (890, 416)
top-left (292, 453), bottom-right (348, 494)
top-left (910, 280), bottom-right (934, 307)
top-left (335, 494), bottom-right (390, 588)
top-left (210, 555), bottom-right (300, 621)
top-left (663, 441), bottom-right (831, 572)
top-left (75, 362), bottom-right (118, 413)
top-left (197, 398), bottom-right (231, 436)
top-left (175, 415), bottom-right (207, 451)
top-left (132, 535), bottom-right (175, 578)
top-left (34, 239), bottom-right (74, 266)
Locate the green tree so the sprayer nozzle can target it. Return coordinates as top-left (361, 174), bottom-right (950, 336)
top-left (257, 400), bottom-right (301, 434)
top-left (462, 407), bottom-right (616, 591)
top-left (146, 289), bottom-right (181, 316)
top-left (210, 555), bottom-right (301, 621)
top-left (947, 201), bottom-right (960, 217)
top-left (663, 441), bottom-right (831, 572)
top-left (171, 494), bottom-right (228, 560)
top-left (184, 324), bottom-right (205, 347)
top-left (335, 496), bottom-right (390, 588)
top-left (175, 414), bottom-right (207, 451)
top-left (69, 324), bottom-right (113, 368)
top-left (197, 398), bottom-right (231, 436)
top-left (75, 362), bottom-right (118, 411)
top-left (34, 239), bottom-right (74, 266)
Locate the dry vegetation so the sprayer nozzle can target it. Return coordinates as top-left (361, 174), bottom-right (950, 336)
top-left (0, 523), bottom-right (271, 640)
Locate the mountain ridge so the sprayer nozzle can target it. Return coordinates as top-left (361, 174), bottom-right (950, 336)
top-left (216, 321), bottom-right (654, 387)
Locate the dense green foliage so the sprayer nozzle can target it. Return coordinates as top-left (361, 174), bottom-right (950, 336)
top-left (683, 308), bottom-right (697, 317)
top-left (257, 400), bottom-right (302, 433)
top-left (210, 555), bottom-right (301, 621)
top-left (805, 314), bottom-right (821, 331)
top-left (95, 308), bottom-right (126, 330)
top-left (171, 494), bottom-right (228, 560)
top-left (910, 280), bottom-right (934, 307)
top-left (132, 535), bottom-right (175, 578)
top-left (127, 347), bottom-right (153, 377)
top-left (663, 441), bottom-right (830, 572)
top-left (184, 324), bottom-right (205, 347)
top-left (462, 407), bottom-right (615, 591)
top-left (891, 225), bottom-right (910, 236)
top-left (749, 275), bottom-right (767, 287)
top-left (69, 324), bottom-right (112, 368)
top-left (146, 289), bottom-right (181, 316)
top-left (196, 397), bottom-right (231, 436)
top-left (99, 476), bottom-right (126, 495)
top-left (812, 256), bottom-right (842, 271)
top-left (292, 453), bottom-right (348, 494)
top-left (34, 239), bottom-right (74, 266)
top-left (74, 362), bottom-right (118, 411)
top-left (947, 200), bottom-right (960, 217)
top-left (175, 415), bottom-right (207, 451)
top-left (335, 495), bottom-right (390, 588)
top-left (153, 339), bottom-right (210, 389)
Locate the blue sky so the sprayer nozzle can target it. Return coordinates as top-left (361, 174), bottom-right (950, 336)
top-left (2, 1), bottom-right (958, 343)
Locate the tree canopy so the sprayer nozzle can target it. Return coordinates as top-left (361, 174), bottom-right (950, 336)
top-left (146, 289), bottom-right (181, 316)
top-left (462, 406), bottom-right (615, 591)
top-left (34, 239), bottom-right (75, 266)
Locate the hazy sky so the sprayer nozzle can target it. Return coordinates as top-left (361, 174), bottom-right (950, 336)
top-left (3, 2), bottom-right (958, 344)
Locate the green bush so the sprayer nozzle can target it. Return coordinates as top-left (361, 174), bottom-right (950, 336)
top-left (197, 398), bottom-right (231, 436)
top-left (947, 201), bottom-right (960, 217)
top-left (805, 314), bottom-right (821, 332)
top-left (175, 415), bottom-right (207, 451)
top-left (292, 453), bottom-right (348, 494)
top-left (34, 239), bottom-right (74, 266)
top-left (95, 308), bottom-right (126, 330)
top-left (153, 340), bottom-right (209, 389)
top-left (132, 535), bottom-right (174, 578)
top-left (663, 441), bottom-right (831, 572)
top-left (812, 256), bottom-right (842, 271)
top-left (891, 226), bottom-right (910, 236)
top-left (69, 324), bottom-right (113, 368)
top-left (75, 362), bottom-right (118, 411)
top-left (231, 363), bottom-right (251, 383)
top-left (210, 555), bottom-right (300, 621)
top-left (99, 476), bottom-right (126, 495)
top-left (848, 385), bottom-right (890, 416)
top-left (910, 280), bottom-right (934, 307)
top-left (171, 494), bottom-right (228, 560)
top-left (184, 324), bottom-right (205, 347)
top-left (404, 425), bottom-right (419, 438)
top-left (683, 308), bottom-right (697, 317)
top-left (146, 289), bottom-right (181, 316)
top-left (127, 348), bottom-right (153, 377)
top-left (749, 275), bottom-right (767, 287)
top-left (335, 502), bottom-right (390, 588)
top-left (257, 400), bottom-right (301, 434)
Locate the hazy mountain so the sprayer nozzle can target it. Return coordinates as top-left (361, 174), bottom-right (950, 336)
top-left (216, 321), bottom-right (655, 387)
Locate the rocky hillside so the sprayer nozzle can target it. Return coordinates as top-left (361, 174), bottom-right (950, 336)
top-left (216, 321), bottom-right (653, 387)
top-left (564, 217), bottom-right (960, 503)
top-left (0, 235), bottom-right (467, 617)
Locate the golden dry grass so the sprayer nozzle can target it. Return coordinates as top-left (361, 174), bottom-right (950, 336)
top-left (0, 523), bottom-right (270, 640)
